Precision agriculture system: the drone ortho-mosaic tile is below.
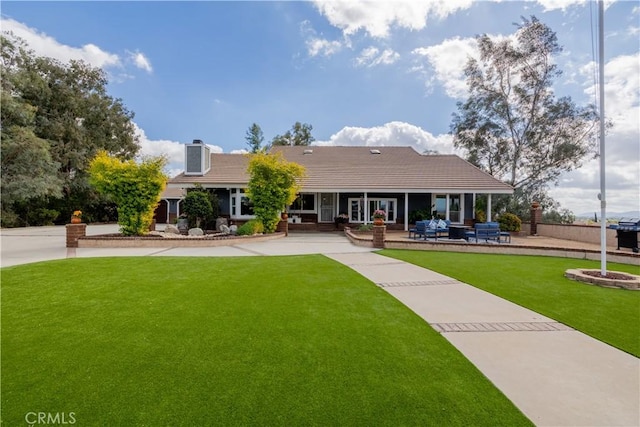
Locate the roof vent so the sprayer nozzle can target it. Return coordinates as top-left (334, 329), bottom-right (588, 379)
top-left (192, 139), bottom-right (203, 144)
top-left (303, 149), bottom-right (313, 155)
top-left (370, 149), bottom-right (381, 154)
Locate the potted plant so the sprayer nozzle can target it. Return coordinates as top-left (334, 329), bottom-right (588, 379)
top-left (334, 213), bottom-right (349, 229)
top-left (372, 209), bottom-right (386, 226)
top-left (71, 210), bottom-right (82, 224)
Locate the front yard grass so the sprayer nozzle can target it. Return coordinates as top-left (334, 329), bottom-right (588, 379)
top-left (380, 250), bottom-right (640, 357)
top-left (1, 256), bottom-right (531, 426)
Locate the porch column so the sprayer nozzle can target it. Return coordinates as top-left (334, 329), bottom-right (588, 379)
top-left (336, 192), bottom-right (340, 217)
top-left (364, 192), bottom-right (368, 224)
top-left (404, 192), bottom-right (409, 231)
top-left (472, 193), bottom-right (476, 219)
top-left (487, 194), bottom-right (492, 222)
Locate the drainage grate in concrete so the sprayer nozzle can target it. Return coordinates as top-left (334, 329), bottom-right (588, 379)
top-left (377, 279), bottom-right (460, 287)
top-left (431, 322), bottom-right (573, 333)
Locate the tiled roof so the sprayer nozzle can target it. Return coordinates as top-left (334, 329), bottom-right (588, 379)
top-left (168, 146), bottom-right (513, 194)
top-left (159, 186), bottom-right (186, 199)
top-left (170, 153), bottom-right (250, 187)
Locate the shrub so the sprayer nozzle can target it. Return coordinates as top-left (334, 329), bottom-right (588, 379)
top-left (246, 152), bottom-right (306, 233)
top-left (236, 220), bottom-right (264, 236)
top-left (475, 209), bottom-right (487, 223)
top-left (357, 224), bottom-right (374, 232)
top-left (26, 208), bottom-right (59, 226)
top-left (88, 151), bottom-right (167, 236)
top-left (409, 209), bottom-right (430, 224)
top-left (543, 208), bottom-right (576, 224)
top-left (497, 212), bottom-right (522, 232)
top-left (183, 186), bottom-right (213, 228)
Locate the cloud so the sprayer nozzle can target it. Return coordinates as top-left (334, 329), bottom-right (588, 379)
top-left (548, 155), bottom-right (639, 215)
top-left (312, 0), bottom-right (473, 38)
top-left (314, 121), bottom-right (459, 155)
top-left (549, 52), bottom-right (640, 214)
top-left (306, 37), bottom-right (343, 57)
top-left (1, 17), bottom-right (153, 77)
top-left (300, 19), bottom-right (344, 58)
top-left (1, 18), bottom-right (120, 68)
top-left (134, 123), bottom-right (223, 178)
top-left (355, 46), bottom-right (399, 67)
top-left (581, 53), bottom-right (640, 160)
top-left (412, 37), bottom-right (478, 98)
top-left (535, 0), bottom-right (615, 12)
top-left (128, 50), bottom-right (153, 73)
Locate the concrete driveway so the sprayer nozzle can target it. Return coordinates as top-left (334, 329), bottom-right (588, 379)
top-left (0, 225), bottom-right (374, 268)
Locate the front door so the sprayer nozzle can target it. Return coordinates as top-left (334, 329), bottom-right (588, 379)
top-left (319, 193), bottom-right (335, 222)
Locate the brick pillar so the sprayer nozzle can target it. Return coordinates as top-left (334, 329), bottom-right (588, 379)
top-left (66, 223), bottom-right (87, 248)
top-left (530, 202), bottom-right (542, 236)
top-left (276, 219), bottom-right (289, 236)
top-left (373, 225), bottom-right (386, 248)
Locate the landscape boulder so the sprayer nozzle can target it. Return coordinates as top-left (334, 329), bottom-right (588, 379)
top-left (165, 224), bottom-right (181, 234)
top-left (188, 227), bottom-right (204, 236)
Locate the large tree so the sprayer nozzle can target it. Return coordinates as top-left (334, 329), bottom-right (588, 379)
top-left (450, 16), bottom-right (598, 213)
top-left (0, 33), bottom-right (139, 225)
top-left (245, 123), bottom-right (264, 153)
top-left (271, 122), bottom-right (315, 147)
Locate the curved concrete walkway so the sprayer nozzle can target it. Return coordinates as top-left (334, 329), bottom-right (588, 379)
top-left (327, 252), bottom-right (639, 427)
top-left (1, 225), bottom-right (638, 426)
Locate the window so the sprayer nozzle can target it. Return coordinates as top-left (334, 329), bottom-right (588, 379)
top-left (350, 198), bottom-right (364, 222)
top-left (348, 198), bottom-right (397, 223)
top-left (433, 194), bottom-right (462, 223)
top-left (231, 189), bottom-right (254, 218)
top-left (449, 194), bottom-right (461, 223)
top-left (289, 193), bottom-right (316, 213)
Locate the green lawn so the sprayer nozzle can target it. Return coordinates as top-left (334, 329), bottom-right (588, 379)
top-left (380, 250), bottom-right (640, 357)
top-left (1, 256), bottom-right (531, 426)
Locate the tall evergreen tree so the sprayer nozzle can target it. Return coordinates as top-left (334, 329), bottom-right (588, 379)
top-left (245, 123), bottom-right (264, 153)
top-left (271, 122), bottom-right (315, 147)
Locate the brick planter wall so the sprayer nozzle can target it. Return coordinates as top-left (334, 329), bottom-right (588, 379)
top-left (276, 219), bottom-right (289, 236)
top-left (66, 223), bottom-right (87, 248)
top-left (373, 225), bottom-right (386, 248)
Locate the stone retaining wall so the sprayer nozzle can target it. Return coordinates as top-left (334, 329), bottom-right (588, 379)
top-left (524, 223), bottom-right (623, 248)
top-left (78, 232), bottom-right (285, 248)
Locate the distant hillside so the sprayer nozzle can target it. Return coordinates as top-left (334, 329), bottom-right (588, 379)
top-left (576, 211), bottom-right (640, 219)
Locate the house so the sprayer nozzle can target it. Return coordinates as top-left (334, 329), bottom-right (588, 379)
top-left (158, 140), bottom-right (513, 231)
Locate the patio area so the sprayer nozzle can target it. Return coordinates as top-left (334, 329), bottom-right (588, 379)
top-left (346, 229), bottom-right (640, 266)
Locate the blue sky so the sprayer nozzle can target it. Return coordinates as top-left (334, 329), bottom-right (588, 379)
top-left (2, 1), bottom-right (638, 215)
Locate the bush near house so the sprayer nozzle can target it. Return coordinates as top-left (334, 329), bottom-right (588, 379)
top-left (497, 212), bottom-right (522, 232)
top-left (183, 185), bottom-right (213, 229)
top-left (236, 220), bottom-right (264, 236)
top-left (88, 151), bottom-right (167, 236)
top-left (246, 152), bottom-right (305, 233)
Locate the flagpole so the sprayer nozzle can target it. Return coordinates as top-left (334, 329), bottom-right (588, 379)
top-left (598, 0), bottom-right (607, 275)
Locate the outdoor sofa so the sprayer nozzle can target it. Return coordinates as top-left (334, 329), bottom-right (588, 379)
top-left (465, 222), bottom-right (511, 243)
top-left (409, 219), bottom-right (450, 240)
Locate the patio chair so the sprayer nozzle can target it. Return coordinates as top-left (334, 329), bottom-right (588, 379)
top-left (410, 220), bottom-right (427, 239)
